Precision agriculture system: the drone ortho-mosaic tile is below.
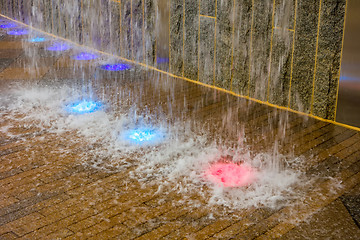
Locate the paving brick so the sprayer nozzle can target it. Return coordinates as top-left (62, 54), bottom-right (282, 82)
top-left (0, 31), bottom-right (359, 240)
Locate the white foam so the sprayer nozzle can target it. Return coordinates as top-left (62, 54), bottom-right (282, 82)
top-left (2, 84), bottom-right (310, 210)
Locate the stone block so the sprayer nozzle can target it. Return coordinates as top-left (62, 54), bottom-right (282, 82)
top-left (215, 0), bottom-right (232, 90)
top-left (200, 0), bottom-right (216, 17)
top-left (249, 1), bottom-right (273, 101)
top-left (183, 0), bottom-right (199, 81)
top-left (312, 0), bottom-right (346, 120)
top-left (231, 0), bottom-right (252, 96)
top-left (268, 28), bottom-right (293, 106)
top-left (169, 0), bottom-right (184, 76)
top-left (144, 0), bottom-right (156, 66)
top-left (199, 16), bottom-right (215, 85)
top-left (290, 0), bottom-right (320, 113)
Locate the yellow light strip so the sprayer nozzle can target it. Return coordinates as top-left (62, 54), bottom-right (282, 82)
top-left (119, 0), bottom-right (122, 55)
top-left (0, 13), bottom-right (358, 133)
top-left (334, 0), bottom-right (348, 120)
top-left (273, 26), bottom-right (294, 32)
top-left (131, 0), bottom-right (134, 60)
top-left (199, 14), bottom-right (216, 19)
top-left (247, 0), bottom-right (255, 97)
top-left (310, 0), bottom-right (323, 115)
top-left (168, 0), bottom-right (171, 72)
top-left (213, 0), bottom-right (217, 86)
top-left (266, 0), bottom-right (276, 102)
top-left (197, 0), bottom-right (201, 81)
top-left (142, 0), bottom-right (145, 63)
top-left (182, 0), bottom-right (185, 77)
top-left (288, 0), bottom-right (298, 108)
top-left (229, 0), bottom-right (235, 92)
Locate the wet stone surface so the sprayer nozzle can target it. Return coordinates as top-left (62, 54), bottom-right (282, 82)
top-left (0, 12), bottom-right (359, 240)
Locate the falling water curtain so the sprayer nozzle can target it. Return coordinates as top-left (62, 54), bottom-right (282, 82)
top-left (0, 0), bottom-right (347, 122)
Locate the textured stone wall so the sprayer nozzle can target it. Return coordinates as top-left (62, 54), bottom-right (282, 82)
top-left (169, 0), bottom-right (346, 120)
top-left (0, 0), bottom-right (347, 120)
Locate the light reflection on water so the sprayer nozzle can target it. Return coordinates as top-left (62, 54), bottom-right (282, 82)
top-left (66, 100), bottom-right (102, 114)
top-left (7, 28), bottom-right (28, 35)
top-left (47, 42), bottom-right (71, 51)
top-left (122, 127), bottom-right (165, 145)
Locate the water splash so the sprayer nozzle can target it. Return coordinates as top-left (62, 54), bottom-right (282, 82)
top-left (66, 100), bottom-right (102, 114)
top-left (205, 162), bottom-right (257, 187)
top-left (3, 85), bottom-right (309, 210)
top-left (121, 127), bottom-right (166, 146)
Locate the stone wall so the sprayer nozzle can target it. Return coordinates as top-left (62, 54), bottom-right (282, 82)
top-left (0, 0), bottom-right (347, 120)
top-left (170, 0), bottom-right (346, 120)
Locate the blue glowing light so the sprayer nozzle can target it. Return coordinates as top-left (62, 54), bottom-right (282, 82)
top-left (157, 57), bottom-right (169, 64)
top-left (66, 100), bottom-right (102, 114)
top-left (100, 63), bottom-right (131, 71)
top-left (123, 127), bottom-right (165, 145)
top-left (47, 42), bottom-right (71, 51)
top-left (72, 52), bottom-right (99, 60)
top-left (0, 22), bottom-right (17, 29)
top-left (28, 37), bottom-right (46, 43)
top-left (7, 28), bottom-right (29, 35)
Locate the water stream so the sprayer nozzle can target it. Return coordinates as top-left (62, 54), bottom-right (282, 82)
top-left (0, 1), bottom-right (324, 212)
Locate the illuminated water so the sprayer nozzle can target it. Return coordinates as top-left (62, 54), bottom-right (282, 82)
top-left (72, 52), bottom-right (99, 60)
top-left (66, 100), bottom-right (102, 114)
top-left (28, 37), bottom-right (47, 43)
top-left (7, 28), bottom-right (28, 35)
top-left (121, 127), bottom-right (166, 146)
top-left (47, 42), bottom-right (71, 51)
top-left (0, 82), bottom-right (308, 209)
top-left (100, 63), bottom-right (131, 71)
top-left (0, 15), bottom-right (316, 210)
top-left (0, 22), bottom-right (17, 28)
top-left (205, 162), bottom-right (257, 187)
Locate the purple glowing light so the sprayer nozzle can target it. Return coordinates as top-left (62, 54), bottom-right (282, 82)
top-left (100, 63), bottom-right (131, 71)
top-left (47, 42), bottom-right (71, 51)
top-left (157, 57), bottom-right (169, 64)
top-left (7, 28), bottom-right (29, 35)
top-left (0, 22), bottom-right (17, 29)
top-left (72, 52), bottom-right (99, 61)
top-left (205, 162), bottom-right (256, 187)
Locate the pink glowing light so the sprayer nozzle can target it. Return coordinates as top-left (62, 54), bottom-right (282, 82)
top-left (205, 162), bottom-right (256, 187)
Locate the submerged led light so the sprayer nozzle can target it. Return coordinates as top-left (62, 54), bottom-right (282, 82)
top-left (205, 162), bottom-right (256, 187)
top-left (66, 100), bottom-right (102, 114)
top-left (157, 57), bottom-right (169, 64)
top-left (47, 42), bottom-right (71, 51)
top-left (72, 52), bottom-right (99, 61)
top-left (7, 28), bottom-right (28, 35)
top-left (123, 127), bottom-right (165, 145)
top-left (100, 63), bottom-right (131, 71)
top-left (28, 37), bottom-right (46, 43)
top-left (0, 22), bottom-right (17, 29)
